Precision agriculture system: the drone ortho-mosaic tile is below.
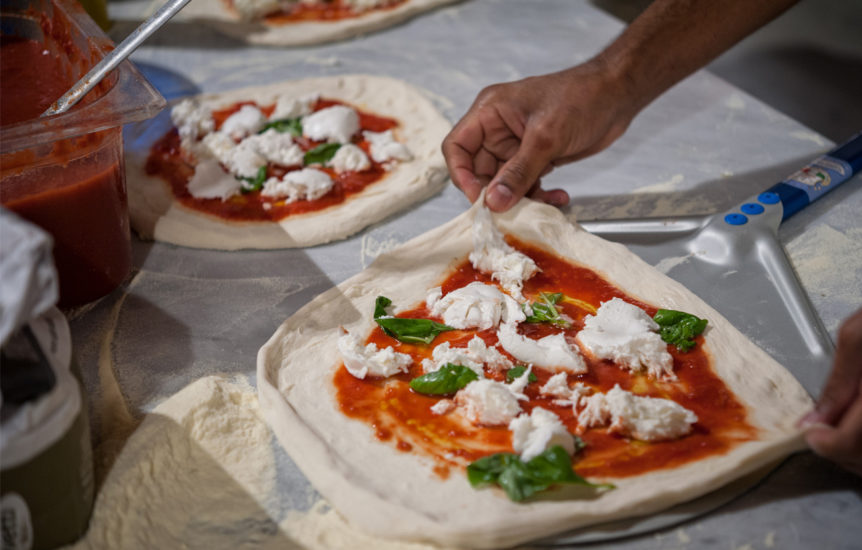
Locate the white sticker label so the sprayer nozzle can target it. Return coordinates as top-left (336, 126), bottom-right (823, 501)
top-left (1, 493), bottom-right (33, 550)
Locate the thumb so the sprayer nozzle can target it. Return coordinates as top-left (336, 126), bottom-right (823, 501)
top-left (485, 131), bottom-right (557, 212)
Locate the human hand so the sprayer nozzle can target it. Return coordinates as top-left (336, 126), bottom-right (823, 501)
top-left (442, 59), bottom-right (637, 212)
top-left (802, 307), bottom-right (862, 476)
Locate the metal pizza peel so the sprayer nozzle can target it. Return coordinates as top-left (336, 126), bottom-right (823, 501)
top-left (533, 131), bottom-right (862, 547)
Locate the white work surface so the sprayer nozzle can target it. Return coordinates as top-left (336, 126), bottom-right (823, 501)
top-left (68, 1), bottom-right (862, 548)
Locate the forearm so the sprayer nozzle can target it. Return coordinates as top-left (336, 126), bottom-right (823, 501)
top-left (593, 0), bottom-right (799, 114)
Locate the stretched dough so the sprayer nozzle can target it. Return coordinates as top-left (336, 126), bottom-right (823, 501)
top-left (126, 75), bottom-right (450, 250)
top-left (257, 197), bottom-right (812, 548)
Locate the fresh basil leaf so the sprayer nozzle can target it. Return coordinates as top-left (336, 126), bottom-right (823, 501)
top-left (467, 445), bottom-right (611, 502)
top-left (410, 363), bottom-right (478, 395)
top-left (506, 365), bottom-right (537, 383)
top-left (653, 309), bottom-right (708, 352)
top-left (373, 295), bottom-right (455, 345)
top-left (237, 165), bottom-right (268, 193)
top-left (259, 117), bottom-right (302, 137)
top-left (304, 142), bottom-right (341, 165)
top-left (524, 292), bottom-right (570, 328)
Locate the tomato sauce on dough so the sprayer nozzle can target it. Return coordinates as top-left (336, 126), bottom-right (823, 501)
top-left (225, 0), bottom-right (407, 23)
top-left (145, 98), bottom-right (399, 222)
top-left (334, 238), bottom-right (757, 480)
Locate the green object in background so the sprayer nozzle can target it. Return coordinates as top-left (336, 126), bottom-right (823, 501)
top-left (78, 0), bottom-right (111, 30)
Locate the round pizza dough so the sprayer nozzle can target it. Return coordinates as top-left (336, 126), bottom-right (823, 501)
top-left (125, 75), bottom-right (450, 250)
top-left (256, 197), bottom-right (813, 548)
top-left (172, 0), bottom-right (462, 46)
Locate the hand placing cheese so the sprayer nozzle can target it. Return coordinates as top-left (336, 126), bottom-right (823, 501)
top-left (469, 206), bottom-right (538, 301)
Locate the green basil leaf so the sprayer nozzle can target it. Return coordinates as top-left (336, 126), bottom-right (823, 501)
top-left (467, 445), bottom-right (612, 502)
top-left (304, 142), bottom-right (341, 165)
top-left (259, 117), bottom-right (302, 137)
top-left (506, 365), bottom-right (537, 383)
top-left (373, 295), bottom-right (455, 345)
top-left (410, 363), bottom-right (478, 395)
top-left (653, 309), bottom-right (708, 352)
top-left (237, 165), bottom-right (268, 193)
top-left (524, 292), bottom-right (570, 328)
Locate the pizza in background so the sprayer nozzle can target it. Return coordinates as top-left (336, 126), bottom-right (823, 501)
top-left (257, 197), bottom-right (813, 548)
top-left (174, 0), bottom-right (463, 46)
top-left (126, 75), bottom-right (449, 250)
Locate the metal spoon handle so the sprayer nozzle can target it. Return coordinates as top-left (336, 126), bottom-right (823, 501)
top-left (41, 0), bottom-right (192, 117)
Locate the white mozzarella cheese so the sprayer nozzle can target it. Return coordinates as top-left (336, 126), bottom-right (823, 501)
top-left (243, 129), bottom-right (304, 167)
top-left (233, 0), bottom-right (281, 19)
top-left (336, 329), bottom-right (412, 380)
top-left (260, 168), bottom-right (334, 203)
top-left (363, 130), bottom-right (413, 163)
top-left (328, 143), bottom-right (371, 173)
top-left (420, 336), bottom-right (513, 376)
top-left (576, 384), bottom-right (697, 441)
top-left (576, 297), bottom-right (675, 380)
top-left (506, 365), bottom-right (532, 401)
top-left (302, 105), bottom-right (360, 144)
top-left (186, 159), bottom-right (243, 201)
top-left (343, 0), bottom-right (390, 11)
top-left (455, 379), bottom-right (522, 426)
top-left (171, 98), bottom-right (214, 146)
top-left (509, 407), bottom-right (575, 462)
top-left (220, 105), bottom-right (266, 141)
top-left (430, 399), bottom-right (455, 415)
top-left (269, 93), bottom-right (319, 120)
top-left (497, 322), bottom-right (587, 373)
top-left (469, 206), bottom-right (538, 301)
top-left (539, 372), bottom-right (572, 399)
top-left (198, 131), bottom-right (267, 180)
top-left (427, 282), bottom-right (526, 331)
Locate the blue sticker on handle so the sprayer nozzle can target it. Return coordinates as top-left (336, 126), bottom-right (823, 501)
top-left (782, 155), bottom-right (853, 202)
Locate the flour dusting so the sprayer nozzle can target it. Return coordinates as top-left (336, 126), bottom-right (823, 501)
top-left (633, 173), bottom-right (685, 194)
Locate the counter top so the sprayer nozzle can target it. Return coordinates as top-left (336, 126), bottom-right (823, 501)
top-left (68, 1), bottom-right (861, 548)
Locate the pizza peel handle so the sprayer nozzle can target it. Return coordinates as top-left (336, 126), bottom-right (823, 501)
top-left (721, 130), bottom-right (862, 227)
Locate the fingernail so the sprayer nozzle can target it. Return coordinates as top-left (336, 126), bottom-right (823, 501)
top-left (486, 182), bottom-right (514, 211)
top-left (798, 410), bottom-right (824, 428)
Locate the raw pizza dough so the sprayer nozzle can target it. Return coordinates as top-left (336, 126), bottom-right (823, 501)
top-left (256, 197), bottom-right (813, 549)
top-left (126, 75), bottom-right (450, 250)
top-left (172, 0), bottom-right (462, 46)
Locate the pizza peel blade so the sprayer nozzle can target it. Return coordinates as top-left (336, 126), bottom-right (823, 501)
top-left (536, 131), bottom-right (861, 546)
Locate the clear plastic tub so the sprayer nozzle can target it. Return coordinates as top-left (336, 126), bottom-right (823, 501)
top-left (1, 0), bottom-right (165, 308)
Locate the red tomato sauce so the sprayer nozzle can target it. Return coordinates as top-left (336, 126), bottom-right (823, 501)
top-left (145, 98), bottom-right (399, 222)
top-left (1, 25), bottom-right (130, 308)
top-left (334, 237), bottom-right (756, 480)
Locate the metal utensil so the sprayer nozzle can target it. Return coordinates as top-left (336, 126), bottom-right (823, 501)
top-left (41, 0), bottom-right (192, 117)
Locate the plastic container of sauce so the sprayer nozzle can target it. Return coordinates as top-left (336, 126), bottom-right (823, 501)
top-left (0, 0), bottom-right (165, 308)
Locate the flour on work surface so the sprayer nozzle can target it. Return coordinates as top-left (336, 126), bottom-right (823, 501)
top-left (632, 173), bottom-right (685, 194)
top-left (786, 224), bottom-right (862, 333)
top-left (280, 499), bottom-right (459, 550)
top-left (360, 231), bottom-right (403, 268)
top-left (67, 376), bottom-right (281, 550)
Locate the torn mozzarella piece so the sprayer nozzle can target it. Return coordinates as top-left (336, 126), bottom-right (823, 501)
top-left (506, 365), bottom-right (532, 401)
top-left (220, 105), bottom-right (266, 141)
top-left (363, 130), bottom-right (413, 163)
top-left (469, 207), bottom-right (538, 301)
top-left (302, 105), bottom-right (360, 144)
top-left (343, 0), bottom-right (391, 12)
top-left (430, 399), bottom-right (455, 416)
top-left (497, 323), bottom-right (587, 373)
top-left (171, 98), bottom-right (214, 147)
top-left (455, 379), bottom-right (522, 426)
top-left (539, 374), bottom-right (592, 408)
top-left (577, 385), bottom-right (697, 441)
top-left (186, 159), bottom-right (243, 201)
top-left (198, 131), bottom-right (266, 179)
top-left (576, 297), bottom-right (674, 380)
top-left (270, 93), bottom-right (319, 120)
top-left (509, 407), bottom-right (575, 462)
top-left (261, 168), bottom-right (334, 203)
top-left (427, 282), bottom-right (525, 331)
top-left (243, 129), bottom-right (304, 166)
top-left (328, 143), bottom-right (371, 173)
top-left (420, 336), bottom-right (513, 376)
top-left (337, 329), bottom-right (412, 380)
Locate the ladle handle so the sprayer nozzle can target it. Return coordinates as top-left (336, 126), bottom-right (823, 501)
top-left (42, 0), bottom-right (192, 117)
